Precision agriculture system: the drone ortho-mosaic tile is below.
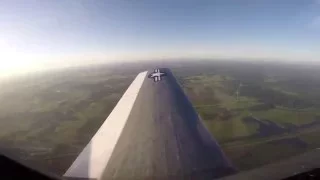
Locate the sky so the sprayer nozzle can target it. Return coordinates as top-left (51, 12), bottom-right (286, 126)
top-left (0, 0), bottom-right (319, 76)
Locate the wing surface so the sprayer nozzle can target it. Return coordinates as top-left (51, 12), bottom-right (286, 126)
top-left (64, 68), bottom-right (235, 180)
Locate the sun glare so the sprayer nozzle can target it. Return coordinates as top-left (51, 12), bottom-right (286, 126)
top-left (0, 40), bottom-right (38, 76)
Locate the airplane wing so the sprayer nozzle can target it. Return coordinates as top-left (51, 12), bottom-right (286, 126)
top-left (64, 68), bottom-right (235, 179)
top-left (1, 68), bottom-right (320, 180)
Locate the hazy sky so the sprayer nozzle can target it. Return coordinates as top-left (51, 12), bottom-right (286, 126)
top-left (0, 0), bottom-right (319, 75)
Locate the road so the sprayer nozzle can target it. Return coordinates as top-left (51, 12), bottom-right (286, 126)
top-left (101, 68), bottom-right (235, 179)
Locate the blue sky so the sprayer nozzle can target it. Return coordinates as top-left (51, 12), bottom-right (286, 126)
top-left (0, 0), bottom-right (319, 75)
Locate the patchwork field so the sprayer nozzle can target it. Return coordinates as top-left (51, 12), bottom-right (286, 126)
top-left (177, 62), bottom-right (320, 170)
top-left (1, 60), bottom-right (320, 175)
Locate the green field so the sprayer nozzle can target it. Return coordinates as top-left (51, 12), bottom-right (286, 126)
top-left (178, 62), bottom-right (320, 170)
top-left (1, 61), bottom-right (320, 174)
top-left (0, 66), bottom-right (136, 174)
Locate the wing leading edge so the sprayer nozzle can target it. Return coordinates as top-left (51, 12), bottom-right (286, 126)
top-left (64, 68), bottom-right (236, 180)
